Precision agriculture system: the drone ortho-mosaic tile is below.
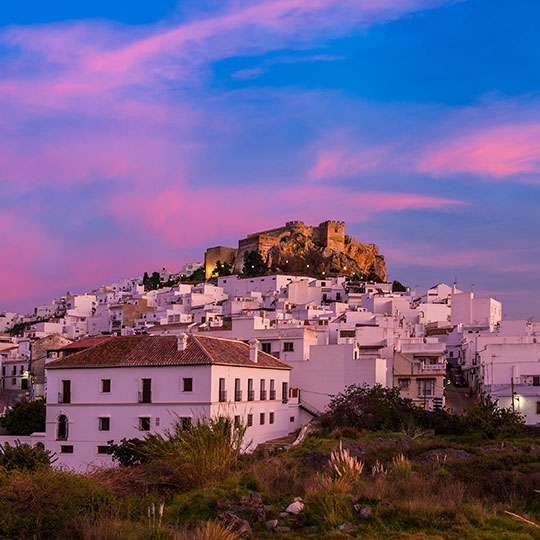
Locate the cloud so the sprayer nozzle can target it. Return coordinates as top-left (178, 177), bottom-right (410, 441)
top-left (417, 122), bottom-right (540, 179)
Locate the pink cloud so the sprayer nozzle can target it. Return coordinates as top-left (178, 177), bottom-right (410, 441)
top-left (308, 146), bottom-right (388, 180)
top-left (417, 123), bottom-right (540, 178)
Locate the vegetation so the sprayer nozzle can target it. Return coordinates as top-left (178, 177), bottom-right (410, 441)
top-left (0, 441), bottom-right (55, 471)
top-left (392, 280), bottom-right (407, 292)
top-left (320, 384), bottom-right (526, 439)
top-left (0, 404), bottom-right (537, 538)
top-left (242, 250), bottom-right (268, 277)
top-left (0, 399), bottom-right (46, 435)
top-left (212, 260), bottom-right (233, 277)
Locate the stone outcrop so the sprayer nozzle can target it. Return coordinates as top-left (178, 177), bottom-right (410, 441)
top-left (205, 220), bottom-right (387, 281)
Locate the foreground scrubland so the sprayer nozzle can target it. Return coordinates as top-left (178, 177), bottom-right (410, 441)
top-left (0, 386), bottom-right (539, 539)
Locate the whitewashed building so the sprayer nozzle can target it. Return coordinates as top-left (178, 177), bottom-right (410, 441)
top-left (44, 334), bottom-right (299, 470)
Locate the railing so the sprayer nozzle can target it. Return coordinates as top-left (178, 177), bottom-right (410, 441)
top-left (269, 390), bottom-right (276, 400)
top-left (260, 390), bottom-right (267, 401)
top-left (247, 390), bottom-right (255, 401)
top-left (234, 390), bottom-right (242, 401)
top-left (138, 391), bottom-right (152, 403)
top-left (58, 392), bottom-right (71, 404)
top-left (219, 390), bottom-right (227, 402)
top-left (421, 363), bottom-right (446, 371)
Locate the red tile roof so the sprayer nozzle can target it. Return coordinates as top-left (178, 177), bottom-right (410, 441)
top-left (59, 336), bottom-right (114, 350)
top-left (45, 334), bottom-right (291, 370)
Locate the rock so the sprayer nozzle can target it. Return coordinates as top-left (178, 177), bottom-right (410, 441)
top-left (240, 496), bottom-right (250, 505)
top-left (216, 498), bottom-right (230, 509)
top-left (415, 448), bottom-right (471, 464)
top-left (338, 522), bottom-right (355, 533)
top-left (250, 492), bottom-right (264, 506)
top-left (298, 526), bottom-right (316, 534)
top-left (279, 512), bottom-right (288, 518)
top-left (353, 504), bottom-right (372, 519)
top-left (286, 500), bottom-right (304, 514)
top-left (218, 511), bottom-right (252, 537)
top-left (266, 519), bottom-right (278, 530)
top-left (232, 504), bottom-right (247, 513)
top-left (254, 507), bottom-right (266, 522)
top-left (530, 443), bottom-right (540, 454)
top-left (264, 505), bottom-right (272, 511)
top-left (276, 526), bottom-right (291, 533)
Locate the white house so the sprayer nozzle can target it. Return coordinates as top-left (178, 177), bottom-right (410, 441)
top-left (44, 334), bottom-right (299, 471)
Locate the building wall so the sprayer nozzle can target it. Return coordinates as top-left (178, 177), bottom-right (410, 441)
top-left (45, 363), bottom-right (296, 470)
top-left (318, 220), bottom-right (345, 251)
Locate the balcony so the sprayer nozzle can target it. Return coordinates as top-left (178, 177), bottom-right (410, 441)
top-left (138, 391), bottom-right (152, 403)
top-left (247, 390), bottom-right (255, 401)
top-left (421, 362), bottom-right (446, 371)
top-left (219, 390), bottom-right (227, 402)
top-left (58, 392), bottom-right (71, 404)
top-left (234, 390), bottom-right (242, 401)
top-left (269, 390), bottom-right (276, 400)
top-left (260, 390), bottom-right (267, 401)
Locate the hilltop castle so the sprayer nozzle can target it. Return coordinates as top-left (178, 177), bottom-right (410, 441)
top-left (205, 220), bottom-right (386, 281)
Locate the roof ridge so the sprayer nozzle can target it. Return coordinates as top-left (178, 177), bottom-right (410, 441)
top-left (189, 334), bottom-right (215, 363)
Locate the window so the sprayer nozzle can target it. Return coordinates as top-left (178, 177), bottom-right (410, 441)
top-left (261, 342), bottom-right (272, 354)
top-left (260, 412), bottom-right (265, 425)
top-left (19, 366), bottom-right (24, 374)
top-left (11, 378), bottom-right (16, 385)
top-left (58, 381), bottom-right (71, 403)
top-left (290, 416), bottom-right (295, 422)
top-left (98, 417), bottom-right (110, 431)
top-left (234, 415), bottom-right (241, 428)
top-left (248, 378), bottom-right (254, 401)
top-left (282, 382), bottom-right (288, 404)
top-left (219, 378), bottom-right (227, 402)
top-left (139, 417), bottom-right (151, 431)
top-left (417, 379), bottom-right (435, 397)
top-left (57, 414), bottom-right (68, 441)
top-left (270, 379), bottom-right (276, 400)
top-left (449, 351), bottom-right (454, 358)
top-left (247, 414), bottom-right (253, 427)
top-left (97, 445), bottom-right (110, 455)
top-left (398, 378), bottom-right (410, 390)
top-left (182, 378), bottom-right (193, 392)
top-left (11, 366), bottom-right (15, 376)
top-left (60, 445), bottom-right (74, 454)
top-left (101, 379), bottom-right (111, 393)
top-left (269, 412), bottom-right (275, 424)
top-left (284, 342), bottom-right (294, 352)
top-left (537, 402), bottom-right (540, 415)
top-left (533, 376), bottom-right (540, 387)
top-left (1, 367), bottom-right (4, 376)
top-left (139, 379), bottom-right (152, 403)
top-left (234, 378), bottom-right (242, 401)
top-left (260, 379), bottom-right (266, 400)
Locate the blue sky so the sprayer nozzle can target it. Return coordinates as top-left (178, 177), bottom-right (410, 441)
top-left (0, 0), bottom-right (539, 318)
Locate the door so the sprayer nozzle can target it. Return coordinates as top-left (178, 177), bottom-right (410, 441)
top-left (141, 379), bottom-right (152, 403)
top-left (21, 379), bottom-right (28, 390)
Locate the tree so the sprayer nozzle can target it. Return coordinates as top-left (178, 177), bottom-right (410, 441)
top-left (0, 400), bottom-right (46, 435)
top-left (392, 280), bottom-right (407, 292)
top-left (0, 441), bottom-right (55, 470)
top-left (212, 260), bottom-right (233, 277)
top-left (142, 272), bottom-right (152, 291)
top-left (242, 251), bottom-right (267, 277)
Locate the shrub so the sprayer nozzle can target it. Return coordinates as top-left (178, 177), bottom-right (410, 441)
top-left (0, 400), bottom-right (46, 435)
top-left (0, 441), bottom-right (55, 471)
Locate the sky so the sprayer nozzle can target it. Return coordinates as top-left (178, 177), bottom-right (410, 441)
top-left (1, 0), bottom-right (539, 318)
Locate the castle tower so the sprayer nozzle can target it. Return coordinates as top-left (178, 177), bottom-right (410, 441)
top-left (318, 220), bottom-right (345, 251)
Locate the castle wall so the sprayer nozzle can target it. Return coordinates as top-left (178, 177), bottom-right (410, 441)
top-left (318, 221), bottom-right (345, 251)
top-left (204, 246), bottom-right (237, 279)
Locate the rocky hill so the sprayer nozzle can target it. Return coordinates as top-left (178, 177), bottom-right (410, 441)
top-left (205, 220), bottom-right (387, 280)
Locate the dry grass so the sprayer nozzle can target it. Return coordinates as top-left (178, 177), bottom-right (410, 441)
top-left (249, 458), bottom-right (306, 496)
top-left (391, 453), bottom-right (413, 477)
top-left (180, 520), bottom-right (241, 540)
top-left (330, 441), bottom-right (365, 480)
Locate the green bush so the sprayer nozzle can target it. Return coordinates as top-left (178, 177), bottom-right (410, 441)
top-left (0, 441), bottom-right (55, 471)
top-left (0, 399), bottom-right (46, 435)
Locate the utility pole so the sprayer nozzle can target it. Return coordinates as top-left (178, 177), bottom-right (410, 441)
top-left (511, 377), bottom-right (514, 411)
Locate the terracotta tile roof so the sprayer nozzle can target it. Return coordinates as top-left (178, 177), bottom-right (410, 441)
top-left (58, 336), bottom-right (114, 350)
top-left (45, 334), bottom-right (291, 370)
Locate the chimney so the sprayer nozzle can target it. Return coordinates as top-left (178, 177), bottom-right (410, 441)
top-left (177, 333), bottom-right (189, 351)
top-left (249, 338), bottom-right (259, 363)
